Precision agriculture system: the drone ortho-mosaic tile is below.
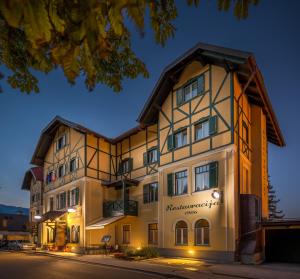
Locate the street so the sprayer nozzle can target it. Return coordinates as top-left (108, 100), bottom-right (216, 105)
top-left (0, 252), bottom-right (163, 279)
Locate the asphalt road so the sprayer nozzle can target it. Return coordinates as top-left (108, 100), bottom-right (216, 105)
top-left (0, 252), bottom-right (163, 279)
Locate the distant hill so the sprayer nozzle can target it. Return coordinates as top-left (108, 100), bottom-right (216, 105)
top-left (0, 204), bottom-right (29, 215)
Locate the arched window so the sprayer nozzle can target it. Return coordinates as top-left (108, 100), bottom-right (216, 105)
top-left (175, 221), bottom-right (188, 245)
top-left (195, 219), bottom-right (209, 245)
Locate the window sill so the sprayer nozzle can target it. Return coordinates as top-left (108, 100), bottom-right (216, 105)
top-left (194, 135), bottom-right (211, 144)
top-left (191, 188), bottom-right (217, 195)
top-left (175, 244), bottom-right (188, 246)
top-left (194, 244), bottom-right (210, 247)
top-left (173, 143), bottom-right (189, 151)
top-left (171, 193), bottom-right (189, 198)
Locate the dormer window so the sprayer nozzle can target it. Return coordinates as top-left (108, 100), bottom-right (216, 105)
top-left (56, 134), bottom-right (66, 151)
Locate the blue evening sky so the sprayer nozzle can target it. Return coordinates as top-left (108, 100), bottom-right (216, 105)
top-left (0, 1), bottom-right (299, 217)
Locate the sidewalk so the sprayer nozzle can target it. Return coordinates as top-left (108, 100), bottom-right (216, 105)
top-left (29, 250), bottom-right (300, 279)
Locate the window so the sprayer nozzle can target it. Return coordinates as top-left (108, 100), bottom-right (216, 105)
top-left (195, 219), bottom-right (209, 245)
top-left (71, 225), bottom-right (80, 243)
top-left (174, 129), bottom-right (187, 148)
top-left (175, 221), bottom-right (188, 245)
top-left (58, 164), bottom-right (65, 178)
top-left (49, 197), bottom-right (54, 211)
top-left (144, 148), bottom-right (158, 165)
top-left (70, 158), bottom-right (77, 172)
top-left (122, 225), bottom-right (130, 244)
top-left (175, 170), bottom-right (188, 196)
top-left (56, 192), bottom-right (66, 210)
top-left (143, 182), bottom-right (158, 204)
top-left (183, 80), bottom-right (198, 102)
top-left (242, 121), bottom-right (249, 144)
top-left (195, 120), bottom-right (209, 141)
top-left (70, 187), bottom-right (80, 206)
top-left (176, 75), bottom-right (205, 106)
top-left (56, 135), bottom-right (66, 151)
top-left (118, 158), bottom-right (133, 174)
top-left (148, 223), bottom-right (158, 245)
top-left (47, 228), bottom-right (54, 243)
top-left (195, 162), bottom-right (218, 192)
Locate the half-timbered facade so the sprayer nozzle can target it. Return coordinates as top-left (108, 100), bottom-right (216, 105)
top-left (24, 43), bottom-right (284, 263)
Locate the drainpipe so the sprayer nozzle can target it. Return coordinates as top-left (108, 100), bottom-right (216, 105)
top-left (235, 66), bottom-right (257, 261)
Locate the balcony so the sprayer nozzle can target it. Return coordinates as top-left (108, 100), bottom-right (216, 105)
top-left (103, 199), bottom-right (138, 218)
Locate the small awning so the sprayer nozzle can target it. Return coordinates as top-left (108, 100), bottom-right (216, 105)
top-left (40, 210), bottom-right (67, 222)
top-left (86, 216), bottom-right (125, 230)
top-left (102, 178), bottom-right (139, 189)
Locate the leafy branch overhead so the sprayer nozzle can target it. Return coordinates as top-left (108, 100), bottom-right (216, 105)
top-left (0, 0), bottom-right (259, 93)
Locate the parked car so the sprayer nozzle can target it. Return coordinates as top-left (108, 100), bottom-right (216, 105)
top-left (7, 241), bottom-right (36, 250)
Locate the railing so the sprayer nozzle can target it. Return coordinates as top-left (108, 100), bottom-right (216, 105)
top-left (103, 199), bottom-right (138, 218)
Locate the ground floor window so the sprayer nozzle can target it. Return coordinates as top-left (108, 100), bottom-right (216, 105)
top-left (71, 225), bottom-right (80, 243)
top-left (175, 221), bottom-right (188, 245)
top-left (47, 228), bottom-right (55, 243)
top-left (148, 223), bottom-right (158, 245)
top-left (195, 219), bottom-right (209, 245)
top-left (122, 225), bottom-right (130, 244)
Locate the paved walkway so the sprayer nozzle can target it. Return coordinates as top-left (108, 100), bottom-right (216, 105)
top-left (23, 250), bottom-right (300, 279)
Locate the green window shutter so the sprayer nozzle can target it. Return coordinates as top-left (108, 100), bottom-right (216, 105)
top-left (143, 185), bottom-right (149, 204)
top-left (167, 173), bottom-right (174, 196)
top-left (209, 161), bottom-right (218, 188)
top-left (143, 152), bottom-right (148, 166)
top-left (167, 134), bottom-right (174, 151)
top-left (67, 190), bottom-right (70, 207)
top-left (209, 115), bottom-right (218, 135)
top-left (56, 195), bottom-right (59, 210)
top-left (128, 158), bottom-right (133, 172)
top-left (176, 88), bottom-right (184, 106)
top-left (197, 75), bottom-right (204, 94)
top-left (75, 187), bottom-right (79, 205)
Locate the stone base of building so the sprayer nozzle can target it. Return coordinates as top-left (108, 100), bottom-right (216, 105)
top-left (158, 248), bottom-right (235, 263)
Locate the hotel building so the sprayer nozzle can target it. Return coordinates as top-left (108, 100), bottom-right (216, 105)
top-left (22, 43), bottom-right (284, 263)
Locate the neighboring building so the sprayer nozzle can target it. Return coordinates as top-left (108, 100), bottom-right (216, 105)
top-left (23, 43), bottom-right (284, 263)
top-left (21, 167), bottom-right (44, 244)
top-left (0, 213), bottom-right (30, 241)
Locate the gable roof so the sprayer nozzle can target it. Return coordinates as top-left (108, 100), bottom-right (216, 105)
top-left (31, 116), bottom-right (142, 166)
top-left (137, 42), bottom-right (285, 147)
top-left (21, 167), bottom-right (43, 190)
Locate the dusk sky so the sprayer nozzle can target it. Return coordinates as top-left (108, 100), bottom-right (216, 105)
top-left (0, 1), bottom-right (299, 218)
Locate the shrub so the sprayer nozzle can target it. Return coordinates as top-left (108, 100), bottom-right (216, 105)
top-left (137, 246), bottom-right (159, 258)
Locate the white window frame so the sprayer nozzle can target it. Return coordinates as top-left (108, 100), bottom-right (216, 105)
top-left (56, 134), bottom-right (67, 151)
top-left (194, 119), bottom-right (209, 141)
top-left (174, 169), bottom-right (188, 196)
top-left (174, 129), bottom-right (188, 149)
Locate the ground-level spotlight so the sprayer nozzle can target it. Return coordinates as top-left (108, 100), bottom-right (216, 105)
top-left (211, 190), bottom-right (221, 200)
top-left (67, 208), bottom-right (76, 213)
top-left (188, 249), bottom-right (195, 255)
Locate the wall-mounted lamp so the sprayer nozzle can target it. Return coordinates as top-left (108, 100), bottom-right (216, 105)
top-left (211, 190), bottom-right (221, 200)
top-left (34, 215), bottom-right (42, 220)
top-left (67, 208), bottom-right (76, 213)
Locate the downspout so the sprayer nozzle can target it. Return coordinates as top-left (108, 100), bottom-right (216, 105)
top-left (235, 65), bottom-right (257, 261)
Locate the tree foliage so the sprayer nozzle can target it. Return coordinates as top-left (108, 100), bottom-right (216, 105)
top-left (0, 0), bottom-right (260, 93)
top-left (268, 176), bottom-right (284, 220)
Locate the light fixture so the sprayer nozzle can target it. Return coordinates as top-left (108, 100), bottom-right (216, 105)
top-left (34, 215), bottom-right (42, 220)
top-left (136, 246), bottom-right (141, 251)
top-left (211, 190), bottom-right (220, 200)
top-left (188, 249), bottom-right (195, 255)
top-left (67, 208), bottom-right (76, 213)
